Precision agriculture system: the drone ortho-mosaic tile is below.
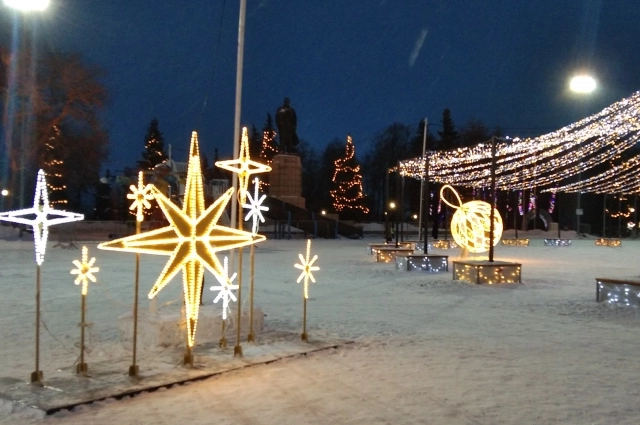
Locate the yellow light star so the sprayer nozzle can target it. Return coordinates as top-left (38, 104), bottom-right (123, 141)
top-left (294, 239), bottom-right (319, 299)
top-left (70, 246), bottom-right (99, 295)
top-left (127, 171), bottom-right (154, 222)
top-left (99, 131), bottom-right (265, 350)
top-left (215, 127), bottom-right (272, 204)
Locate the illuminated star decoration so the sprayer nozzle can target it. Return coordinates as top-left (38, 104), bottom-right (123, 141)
top-left (99, 131), bottom-right (265, 350)
top-left (0, 169), bottom-right (84, 265)
top-left (210, 256), bottom-right (238, 320)
top-left (294, 239), bottom-right (320, 299)
top-left (127, 171), bottom-right (154, 222)
top-left (215, 127), bottom-right (272, 205)
top-left (70, 246), bottom-right (99, 295)
top-left (243, 177), bottom-right (268, 234)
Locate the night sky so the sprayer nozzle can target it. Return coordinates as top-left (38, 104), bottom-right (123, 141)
top-left (2, 0), bottom-right (640, 173)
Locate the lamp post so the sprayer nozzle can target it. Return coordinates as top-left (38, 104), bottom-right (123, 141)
top-left (569, 74), bottom-right (596, 236)
top-left (389, 201), bottom-right (397, 247)
top-left (3, 0), bottom-right (50, 209)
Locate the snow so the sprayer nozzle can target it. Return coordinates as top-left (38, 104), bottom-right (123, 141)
top-left (1, 225), bottom-right (640, 424)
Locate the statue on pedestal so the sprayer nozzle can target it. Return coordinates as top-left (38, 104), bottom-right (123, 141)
top-left (275, 97), bottom-right (299, 154)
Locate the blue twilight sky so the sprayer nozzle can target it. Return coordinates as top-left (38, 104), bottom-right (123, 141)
top-left (2, 0), bottom-right (640, 172)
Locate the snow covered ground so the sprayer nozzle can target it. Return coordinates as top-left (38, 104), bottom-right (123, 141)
top-left (1, 225), bottom-right (640, 425)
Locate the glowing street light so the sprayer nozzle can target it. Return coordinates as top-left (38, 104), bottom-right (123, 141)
top-left (3, 0), bottom-right (50, 11)
top-left (569, 75), bottom-right (596, 94)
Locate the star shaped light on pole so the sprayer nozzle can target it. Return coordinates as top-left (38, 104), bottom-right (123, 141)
top-left (243, 177), bottom-right (268, 235)
top-left (99, 132), bottom-right (265, 362)
top-left (210, 256), bottom-right (238, 320)
top-left (127, 171), bottom-right (154, 223)
top-left (294, 239), bottom-right (320, 299)
top-left (0, 169), bottom-right (84, 265)
top-left (70, 246), bottom-right (99, 296)
top-left (215, 127), bottom-right (272, 205)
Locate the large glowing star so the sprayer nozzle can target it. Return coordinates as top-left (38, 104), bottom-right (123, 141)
top-left (0, 169), bottom-right (84, 265)
top-left (210, 256), bottom-right (238, 320)
top-left (71, 246), bottom-right (99, 295)
top-left (127, 171), bottom-right (154, 222)
top-left (294, 239), bottom-right (319, 299)
top-left (99, 132), bottom-right (265, 349)
top-left (215, 127), bottom-right (271, 204)
top-left (440, 185), bottom-right (503, 253)
top-left (243, 177), bottom-right (268, 235)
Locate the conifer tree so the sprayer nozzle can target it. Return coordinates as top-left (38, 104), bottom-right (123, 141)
top-left (437, 108), bottom-right (459, 150)
top-left (330, 135), bottom-right (369, 219)
top-left (42, 125), bottom-right (68, 207)
top-left (138, 118), bottom-right (167, 170)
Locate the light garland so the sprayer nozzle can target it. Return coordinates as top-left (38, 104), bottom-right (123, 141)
top-left (243, 177), bottom-right (268, 235)
top-left (330, 135), bottom-right (369, 214)
top-left (127, 171), bottom-right (154, 222)
top-left (547, 154), bottom-right (640, 194)
top-left (294, 239), bottom-right (319, 299)
top-left (99, 132), bottom-right (265, 353)
top-left (216, 127), bottom-right (272, 205)
top-left (440, 185), bottom-right (503, 253)
top-left (398, 91), bottom-right (640, 190)
top-left (70, 246), bottom-right (99, 295)
top-left (210, 256), bottom-right (238, 320)
top-left (0, 169), bottom-right (84, 265)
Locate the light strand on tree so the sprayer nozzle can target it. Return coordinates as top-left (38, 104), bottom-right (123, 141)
top-left (330, 135), bottom-right (369, 214)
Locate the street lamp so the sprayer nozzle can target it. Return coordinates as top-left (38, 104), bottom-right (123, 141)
top-left (569, 73), bottom-right (596, 236)
top-left (3, 0), bottom-right (50, 209)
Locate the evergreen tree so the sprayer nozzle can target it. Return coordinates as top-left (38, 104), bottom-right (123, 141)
top-left (260, 113), bottom-right (279, 165)
top-left (138, 118), bottom-right (167, 170)
top-left (42, 125), bottom-right (68, 208)
top-left (330, 135), bottom-right (369, 219)
top-left (437, 108), bottom-right (459, 150)
top-left (249, 124), bottom-right (262, 160)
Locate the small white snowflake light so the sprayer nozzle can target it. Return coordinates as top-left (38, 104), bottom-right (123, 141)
top-left (71, 246), bottom-right (99, 295)
top-left (127, 171), bottom-right (154, 222)
top-left (0, 169), bottom-right (84, 265)
top-left (210, 256), bottom-right (238, 320)
top-left (294, 239), bottom-right (319, 299)
top-left (243, 177), bottom-right (268, 234)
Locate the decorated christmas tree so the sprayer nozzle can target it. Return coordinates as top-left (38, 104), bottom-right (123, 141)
top-left (42, 125), bottom-right (68, 208)
top-left (330, 135), bottom-right (369, 219)
top-left (260, 113), bottom-right (279, 166)
top-left (138, 118), bottom-right (167, 170)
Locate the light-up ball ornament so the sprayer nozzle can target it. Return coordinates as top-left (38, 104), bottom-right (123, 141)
top-left (440, 185), bottom-right (503, 253)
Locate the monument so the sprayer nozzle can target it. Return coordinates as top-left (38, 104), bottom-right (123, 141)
top-left (270, 98), bottom-right (305, 209)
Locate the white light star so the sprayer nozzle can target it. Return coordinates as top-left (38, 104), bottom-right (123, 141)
top-left (243, 177), bottom-right (268, 234)
top-left (0, 169), bottom-right (84, 265)
top-left (127, 171), bottom-right (154, 222)
top-left (210, 256), bottom-right (238, 320)
top-left (294, 239), bottom-right (319, 299)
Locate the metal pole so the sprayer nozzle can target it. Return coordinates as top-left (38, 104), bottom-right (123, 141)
top-left (301, 296), bottom-right (308, 341)
top-left (618, 192), bottom-right (622, 238)
top-left (417, 119), bottom-right (427, 241)
top-left (31, 265), bottom-right (43, 384)
top-left (129, 220), bottom-right (141, 377)
top-left (422, 139), bottom-right (430, 254)
top-left (385, 170), bottom-right (390, 242)
top-left (602, 193), bottom-right (607, 237)
top-left (489, 137), bottom-right (496, 262)
top-left (230, 0), bottom-right (247, 268)
top-left (77, 293), bottom-right (88, 375)
top-left (557, 192), bottom-right (561, 239)
top-left (634, 193), bottom-right (638, 239)
top-left (247, 244), bottom-right (255, 342)
top-left (400, 175), bottom-right (405, 242)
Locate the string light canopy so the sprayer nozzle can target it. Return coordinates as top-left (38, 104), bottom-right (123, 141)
top-left (398, 91), bottom-right (640, 190)
top-left (216, 127), bottom-right (272, 205)
top-left (99, 132), bottom-right (265, 356)
top-left (243, 177), bottom-right (268, 235)
top-left (0, 169), bottom-right (84, 265)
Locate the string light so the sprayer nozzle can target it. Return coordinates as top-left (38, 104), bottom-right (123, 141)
top-left (294, 239), bottom-right (319, 299)
top-left (243, 177), bottom-right (268, 234)
top-left (547, 154), bottom-right (640, 194)
top-left (127, 171), bottom-right (154, 222)
top-left (330, 135), bottom-right (369, 214)
top-left (0, 169), bottom-right (84, 265)
top-left (398, 91), bottom-right (640, 189)
top-left (99, 132), bottom-right (265, 351)
top-left (216, 127), bottom-right (272, 205)
top-left (440, 185), bottom-right (503, 253)
top-left (70, 246), bottom-right (99, 296)
top-left (453, 262), bottom-right (521, 284)
top-left (210, 256), bottom-right (238, 320)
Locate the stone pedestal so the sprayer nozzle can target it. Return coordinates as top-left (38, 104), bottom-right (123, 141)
top-left (270, 154), bottom-right (306, 209)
